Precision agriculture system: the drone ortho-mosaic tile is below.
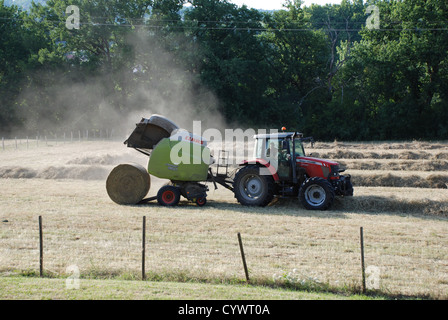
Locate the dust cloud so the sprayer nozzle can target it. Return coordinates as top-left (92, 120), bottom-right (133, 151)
top-left (6, 25), bottom-right (260, 172)
top-left (11, 27), bottom-right (229, 143)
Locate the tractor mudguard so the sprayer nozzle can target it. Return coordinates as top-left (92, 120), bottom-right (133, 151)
top-left (239, 159), bottom-right (280, 181)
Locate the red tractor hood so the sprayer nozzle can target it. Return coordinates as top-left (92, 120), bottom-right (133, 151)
top-left (296, 156), bottom-right (339, 167)
top-left (240, 157), bottom-right (340, 167)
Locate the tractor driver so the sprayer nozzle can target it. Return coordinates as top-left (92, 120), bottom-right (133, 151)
top-left (267, 140), bottom-right (290, 178)
top-left (279, 148), bottom-right (290, 162)
top-left (267, 141), bottom-right (290, 161)
top-left (266, 142), bottom-right (279, 159)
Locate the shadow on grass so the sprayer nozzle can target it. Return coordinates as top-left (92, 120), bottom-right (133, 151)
top-left (8, 268), bottom-right (440, 300)
top-left (130, 195), bottom-right (448, 221)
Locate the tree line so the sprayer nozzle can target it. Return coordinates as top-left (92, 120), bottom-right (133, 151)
top-left (1, 0), bottom-right (447, 140)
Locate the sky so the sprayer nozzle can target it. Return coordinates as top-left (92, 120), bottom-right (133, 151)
top-left (229, 0), bottom-right (342, 10)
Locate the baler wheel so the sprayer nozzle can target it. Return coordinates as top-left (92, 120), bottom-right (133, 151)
top-left (157, 185), bottom-right (181, 207)
top-left (196, 197), bottom-right (207, 207)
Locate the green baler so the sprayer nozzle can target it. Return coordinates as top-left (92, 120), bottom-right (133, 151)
top-left (147, 133), bottom-right (211, 182)
top-left (106, 115), bottom-right (222, 207)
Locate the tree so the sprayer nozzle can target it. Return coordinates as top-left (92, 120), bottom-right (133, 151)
top-left (337, 0), bottom-right (448, 139)
top-left (2, 0), bottom-right (447, 140)
top-left (260, 0), bottom-right (330, 131)
top-left (0, 0), bottom-right (51, 133)
top-left (183, 0), bottom-right (273, 126)
top-left (12, 0), bottom-right (155, 132)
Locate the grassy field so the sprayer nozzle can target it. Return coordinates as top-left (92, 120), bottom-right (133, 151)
top-left (1, 276), bottom-right (379, 300)
top-left (0, 139), bottom-right (447, 300)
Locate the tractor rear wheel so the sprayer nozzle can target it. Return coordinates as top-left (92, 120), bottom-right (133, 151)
top-left (233, 165), bottom-right (275, 207)
top-left (157, 185), bottom-right (181, 207)
top-left (299, 177), bottom-right (335, 210)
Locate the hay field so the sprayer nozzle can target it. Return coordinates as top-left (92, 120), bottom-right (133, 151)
top-left (0, 138), bottom-right (447, 299)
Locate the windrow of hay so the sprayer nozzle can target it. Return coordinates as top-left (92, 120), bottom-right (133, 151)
top-left (1, 166), bottom-right (447, 189)
top-left (434, 153), bottom-right (448, 160)
top-left (0, 166), bottom-right (109, 180)
top-left (314, 141), bottom-right (448, 150)
top-left (339, 160), bottom-right (448, 172)
top-left (352, 173), bottom-right (448, 189)
top-left (334, 195), bottom-right (448, 217)
top-left (66, 154), bottom-right (142, 166)
top-left (310, 149), bottom-right (448, 160)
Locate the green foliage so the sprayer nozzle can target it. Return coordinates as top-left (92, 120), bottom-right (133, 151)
top-left (0, 0), bottom-right (447, 140)
top-left (182, 0), bottom-right (271, 125)
top-left (330, 0), bottom-right (448, 140)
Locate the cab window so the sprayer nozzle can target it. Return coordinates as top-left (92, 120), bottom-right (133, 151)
top-left (266, 139), bottom-right (280, 158)
top-left (294, 139), bottom-right (305, 157)
top-left (254, 138), bottom-right (264, 159)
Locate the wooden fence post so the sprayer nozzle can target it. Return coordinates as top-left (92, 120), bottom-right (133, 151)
top-left (360, 227), bottom-right (366, 294)
top-left (237, 232), bottom-right (250, 283)
top-left (142, 216), bottom-right (146, 280)
top-left (39, 216), bottom-right (43, 277)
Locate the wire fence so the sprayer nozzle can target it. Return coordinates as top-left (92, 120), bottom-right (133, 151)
top-left (32, 215), bottom-right (372, 294)
top-left (1, 191), bottom-right (447, 298)
top-left (1, 129), bottom-right (122, 151)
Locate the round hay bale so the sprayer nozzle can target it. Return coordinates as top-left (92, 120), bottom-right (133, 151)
top-left (106, 163), bottom-right (150, 205)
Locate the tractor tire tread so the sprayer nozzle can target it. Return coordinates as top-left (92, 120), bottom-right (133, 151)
top-left (299, 177), bottom-right (335, 211)
top-left (233, 165), bottom-right (275, 207)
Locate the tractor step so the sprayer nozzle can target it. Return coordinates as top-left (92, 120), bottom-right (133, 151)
top-left (216, 150), bottom-right (230, 177)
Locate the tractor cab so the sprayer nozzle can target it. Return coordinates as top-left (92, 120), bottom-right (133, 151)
top-left (253, 132), bottom-right (308, 180)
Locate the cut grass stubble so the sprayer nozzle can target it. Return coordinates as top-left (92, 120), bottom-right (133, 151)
top-left (1, 140), bottom-right (448, 299)
top-left (0, 179), bottom-right (447, 299)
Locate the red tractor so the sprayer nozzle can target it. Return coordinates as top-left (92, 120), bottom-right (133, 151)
top-left (232, 131), bottom-right (353, 210)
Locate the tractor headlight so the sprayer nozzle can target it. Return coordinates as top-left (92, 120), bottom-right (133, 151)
top-left (330, 165), bottom-right (340, 177)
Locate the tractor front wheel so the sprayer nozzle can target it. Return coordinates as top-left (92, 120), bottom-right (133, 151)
top-left (233, 165), bottom-right (275, 207)
top-left (299, 177), bottom-right (335, 210)
top-left (157, 185), bottom-right (181, 207)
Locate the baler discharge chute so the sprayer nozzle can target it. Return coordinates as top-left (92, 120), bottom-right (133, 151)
top-left (124, 115), bottom-right (179, 152)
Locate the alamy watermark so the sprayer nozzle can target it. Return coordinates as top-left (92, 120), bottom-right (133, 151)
top-left (366, 265), bottom-right (381, 290)
top-left (64, 5), bottom-right (381, 31)
top-left (273, 266), bottom-right (381, 290)
top-left (65, 264), bottom-right (80, 290)
top-left (366, 5), bottom-right (380, 30)
top-left (66, 5), bottom-right (80, 30)
top-left (168, 121), bottom-right (281, 176)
